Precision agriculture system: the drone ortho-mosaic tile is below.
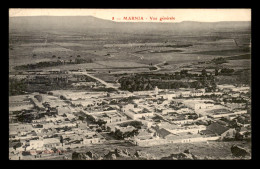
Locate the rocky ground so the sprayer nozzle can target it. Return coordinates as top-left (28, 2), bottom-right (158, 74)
top-left (71, 144), bottom-right (251, 160)
top-left (72, 148), bottom-right (156, 160)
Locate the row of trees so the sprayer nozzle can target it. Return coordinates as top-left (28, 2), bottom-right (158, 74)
top-left (52, 55), bottom-right (82, 58)
top-left (15, 61), bottom-right (63, 70)
top-left (211, 57), bottom-right (228, 64)
top-left (119, 76), bottom-right (154, 91)
top-left (220, 68), bottom-right (235, 74)
top-left (17, 108), bottom-right (58, 123)
top-left (119, 74), bottom-right (217, 91)
top-left (118, 68), bottom-right (219, 92)
top-left (223, 97), bottom-right (248, 104)
top-left (15, 58), bottom-right (94, 70)
top-left (10, 72), bottom-right (100, 95)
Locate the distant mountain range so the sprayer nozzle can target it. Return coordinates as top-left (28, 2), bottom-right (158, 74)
top-left (9, 16), bottom-right (251, 34)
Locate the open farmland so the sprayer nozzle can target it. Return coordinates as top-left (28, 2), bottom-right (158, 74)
top-left (222, 60), bottom-right (251, 69)
top-left (32, 47), bottom-right (72, 53)
top-left (9, 27), bottom-right (251, 85)
top-left (95, 60), bottom-right (149, 68)
top-left (9, 19), bottom-right (251, 74)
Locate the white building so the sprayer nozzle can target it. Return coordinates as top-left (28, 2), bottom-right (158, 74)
top-left (168, 125), bottom-right (206, 134)
top-left (28, 140), bottom-right (44, 150)
top-left (82, 137), bottom-right (100, 144)
top-left (123, 108), bottom-right (154, 120)
top-left (154, 86), bottom-right (159, 95)
top-left (183, 100), bottom-right (214, 112)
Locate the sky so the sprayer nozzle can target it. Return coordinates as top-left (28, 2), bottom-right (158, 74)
top-left (9, 8), bottom-right (251, 23)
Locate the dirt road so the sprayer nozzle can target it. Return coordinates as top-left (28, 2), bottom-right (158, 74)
top-left (70, 71), bottom-right (120, 92)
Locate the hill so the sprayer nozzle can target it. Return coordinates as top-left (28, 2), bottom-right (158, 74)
top-left (9, 16), bottom-right (251, 34)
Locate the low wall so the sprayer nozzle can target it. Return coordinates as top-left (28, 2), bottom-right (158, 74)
top-left (134, 136), bottom-right (220, 146)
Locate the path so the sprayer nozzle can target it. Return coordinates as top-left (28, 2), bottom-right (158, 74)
top-left (69, 71), bottom-right (120, 92)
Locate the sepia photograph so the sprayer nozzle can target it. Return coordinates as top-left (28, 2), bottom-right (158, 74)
top-left (9, 8), bottom-right (251, 160)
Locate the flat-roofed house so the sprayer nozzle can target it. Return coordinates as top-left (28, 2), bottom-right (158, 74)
top-left (183, 100), bottom-right (214, 113)
top-left (29, 140), bottom-right (44, 150)
top-left (43, 138), bottom-right (60, 148)
top-left (123, 108), bottom-right (154, 120)
top-left (57, 106), bottom-right (71, 115)
top-left (82, 137), bottom-right (100, 144)
top-left (92, 110), bottom-right (128, 124)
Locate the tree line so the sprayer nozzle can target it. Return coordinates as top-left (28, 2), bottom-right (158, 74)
top-left (118, 70), bottom-right (217, 92)
top-left (15, 58), bottom-right (94, 70)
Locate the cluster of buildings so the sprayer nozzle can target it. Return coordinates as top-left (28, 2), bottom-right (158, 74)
top-left (9, 81), bottom-right (251, 160)
top-left (9, 93), bottom-right (106, 160)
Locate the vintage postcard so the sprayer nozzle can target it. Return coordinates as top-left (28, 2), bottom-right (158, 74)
top-left (9, 8), bottom-right (251, 160)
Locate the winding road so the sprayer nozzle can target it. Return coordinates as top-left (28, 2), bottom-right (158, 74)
top-left (150, 61), bottom-right (167, 72)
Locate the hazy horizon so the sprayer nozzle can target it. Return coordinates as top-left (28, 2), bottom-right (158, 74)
top-left (9, 9), bottom-right (251, 23)
top-left (9, 15), bottom-right (251, 23)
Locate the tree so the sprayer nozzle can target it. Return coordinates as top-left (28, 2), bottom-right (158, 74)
top-left (180, 70), bottom-right (188, 75)
top-left (121, 121), bottom-right (143, 129)
top-left (212, 57), bottom-right (227, 64)
top-left (96, 128), bottom-right (102, 133)
top-left (78, 116), bottom-right (85, 122)
top-left (229, 119), bottom-right (239, 128)
top-left (215, 68), bottom-right (219, 76)
top-left (131, 129), bottom-right (139, 137)
top-left (60, 136), bottom-right (64, 146)
top-left (96, 119), bottom-right (107, 126)
top-left (175, 75), bottom-right (181, 80)
top-left (149, 67), bottom-right (157, 71)
top-left (202, 69), bottom-right (207, 76)
top-left (114, 130), bottom-right (123, 140)
top-left (75, 58), bottom-right (86, 64)
top-left (220, 68), bottom-right (234, 74)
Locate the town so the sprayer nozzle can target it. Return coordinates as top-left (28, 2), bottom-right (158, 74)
top-left (9, 67), bottom-right (251, 160)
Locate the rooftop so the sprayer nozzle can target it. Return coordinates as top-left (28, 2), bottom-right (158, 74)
top-left (43, 138), bottom-right (60, 144)
top-left (206, 122), bottom-right (229, 135)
